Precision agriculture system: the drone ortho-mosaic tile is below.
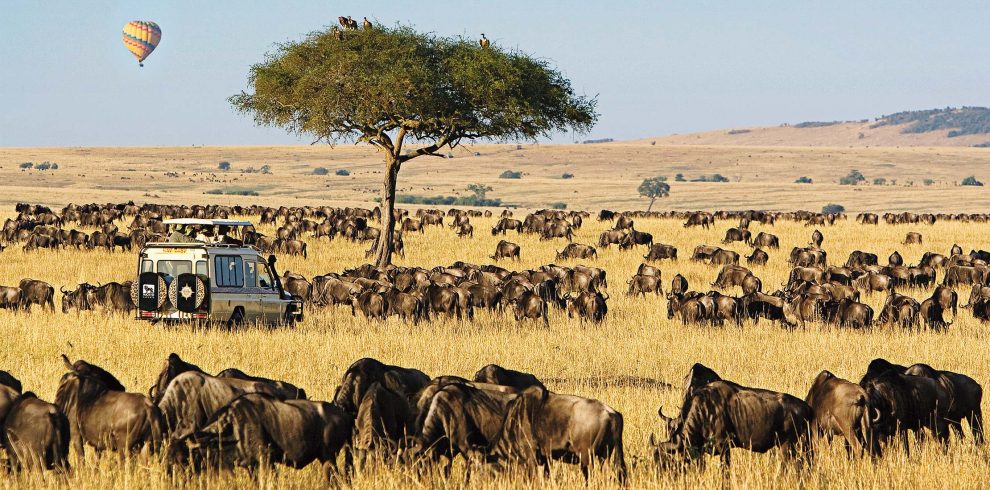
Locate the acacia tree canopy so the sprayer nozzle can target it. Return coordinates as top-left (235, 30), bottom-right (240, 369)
top-left (638, 176), bottom-right (670, 212)
top-left (231, 24), bottom-right (597, 265)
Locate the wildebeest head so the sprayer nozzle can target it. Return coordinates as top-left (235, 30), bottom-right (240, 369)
top-left (859, 358), bottom-right (909, 385)
top-left (60, 284), bottom-right (92, 313)
top-left (149, 353), bottom-right (205, 404)
top-left (55, 355), bottom-right (126, 417)
top-left (657, 363), bottom-right (722, 439)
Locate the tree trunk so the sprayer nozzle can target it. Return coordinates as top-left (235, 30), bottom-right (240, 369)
top-left (647, 196), bottom-right (656, 212)
top-left (374, 160), bottom-right (400, 267)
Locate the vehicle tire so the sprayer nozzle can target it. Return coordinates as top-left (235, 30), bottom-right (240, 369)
top-left (225, 307), bottom-right (245, 329)
top-left (169, 273), bottom-right (209, 313)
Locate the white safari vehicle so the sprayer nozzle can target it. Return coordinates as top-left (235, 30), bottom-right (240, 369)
top-left (133, 219), bottom-right (303, 326)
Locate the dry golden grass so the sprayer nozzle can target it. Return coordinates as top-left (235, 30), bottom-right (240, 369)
top-left (0, 212), bottom-right (987, 488)
top-left (3, 142), bottom-right (990, 213)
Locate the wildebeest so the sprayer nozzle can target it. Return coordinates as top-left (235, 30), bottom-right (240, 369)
top-left (332, 358), bottom-right (430, 416)
top-left (494, 385), bottom-right (626, 483)
top-left (566, 290), bottom-right (608, 323)
top-left (747, 248), bottom-right (769, 265)
top-left (491, 240), bottom-right (520, 261)
top-left (836, 298), bottom-right (874, 329)
top-left (55, 355), bottom-right (163, 455)
top-left (0, 392), bottom-right (70, 471)
top-left (353, 381), bottom-right (413, 465)
top-left (216, 368), bottom-right (307, 400)
top-left (513, 290), bottom-right (550, 326)
top-left (903, 363), bottom-right (983, 444)
top-left (859, 360), bottom-right (950, 452)
top-left (628, 274), bottom-right (663, 296)
top-left (0, 285), bottom-right (23, 310)
top-left (752, 232), bottom-right (780, 249)
top-left (169, 393), bottom-right (354, 481)
top-left (644, 243), bottom-right (677, 261)
top-left (805, 370), bottom-right (878, 456)
top-left (556, 243), bottom-right (597, 261)
top-left (18, 278), bottom-right (55, 312)
top-left (722, 227), bottom-right (752, 245)
top-left (904, 232), bottom-right (923, 245)
top-left (670, 274), bottom-right (688, 296)
top-left (473, 364), bottom-right (545, 390)
top-left (654, 376), bottom-right (812, 466)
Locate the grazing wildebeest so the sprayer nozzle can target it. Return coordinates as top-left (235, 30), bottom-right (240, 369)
top-left (805, 370), bottom-right (878, 456)
top-left (747, 248), bottom-right (769, 265)
top-left (495, 385), bottom-right (626, 483)
top-left (412, 381), bottom-right (516, 477)
top-left (556, 243), bottom-right (597, 261)
top-left (904, 232), bottom-right (923, 245)
top-left (836, 298), bottom-right (874, 329)
top-left (169, 393), bottom-right (354, 481)
top-left (930, 285), bottom-right (958, 321)
top-left (353, 381), bottom-right (413, 465)
top-left (859, 361), bottom-right (951, 453)
top-left (628, 274), bottom-right (663, 296)
top-left (888, 251), bottom-right (903, 266)
top-left (18, 278), bottom-right (55, 312)
top-left (670, 274), bottom-right (688, 296)
top-left (472, 364), bottom-right (545, 390)
top-left (152, 354), bottom-right (303, 438)
top-left (942, 265), bottom-right (984, 287)
top-left (0, 392), bottom-right (70, 471)
top-left (491, 240), bottom-right (520, 261)
top-left (644, 243), bottom-right (677, 261)
top-left (846, 250), bottom-right (879, 268)
top-left (85, 282), bottom-right (135, 313)
top-left (710, 248), bottom-right (740, 265)
top-left (55, 356), bottom-right (163, 456)
top-left (666, 293), bottom-right (710, 325)
top-left (722, 227), bottom-right (751, 245)
top-left (711, 265), bottom-right (753, 290)
top-left (513, 290), bottom-right (550, 326)
top-left (752, 232), bottom-right (780, 249)
top-left (919, 298), bottom-right (951, 330)
top-left (565, 290), bottom-right (608, 323)
top-left (903, 363), bottom-right (983, 444)
top-left (653, 377), bottom-right (812, 467)
top-left (332, 358), bottom-right (430, 416)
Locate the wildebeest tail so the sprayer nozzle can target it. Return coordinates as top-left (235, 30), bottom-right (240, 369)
top-left (49, 408), bottom-right (71, 472)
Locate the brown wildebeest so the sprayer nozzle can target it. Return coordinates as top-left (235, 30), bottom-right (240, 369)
top-left (216, 368), bottom-right (307, 400)
top-left (644, 243), bottom-right (677, 261)
top-left (0, 285), bottom-right (22, 310)
top-left (666, 293), bottom-right (710, 325)
top-left (556, 243), bottom-right (597, 261)
top-left (54, 356), bottom-right (163, 456)
top-left (653, 378), bottom-right (812, 467)
top-left (805, 371), bottom-right (878, 456)
top-left (353, 381), bottom-right (413, 465)
top-left (413, 381), bottom-right (516, 477)
top-left (877, 292), bottom-right (919, 328)
top-left (333, 358), bottom-right (430, 416)
top-left (628, 274), bottom-right (663, 296)
top-left (712, 265), bottom-right (753, 289)
top-left (0, 392), bottom-right (70, 471)
top-left (858, 361), bottom-right (950, 453)
top-left (710, 248), bottom-right (740, 265)
top-left (904, 232), bottom-right (923, 245)
top-left (919, 298), bottom-right (951, 330)
top-left (670, 274), bottom-right (688, 295)
top-left (169, 393), bottom-right (354, 482)
top-left (903, 363), bottom-right (983, 444)
top-left (846, 250), bottom-right (879, 268)
top-left (691, 245), bottom-right (719, 261)
top-left (18, 278), bottom-right (55, 312)
top-left (752, 232), bottom-right (780, 249)
top-left (811, 229), bottom-right (824, 247)
top-left (472, 364), bottom-right (545, 390)
top-left (636, 263), bottom-right (661, 277)
top-left (930, 285), bottom-right (958, 321)
top-left (491, 240), bottom-right (520, 261)
top-left (566, 291), bottom-right (608, 323)
top-left (747, 248), bottom-right (769, 265)
top-left (888, 251), bottom-right (903, 266)
top-left (836, 298), bottom-right (874, 329)
top-left (722, 227), bottom-right (751, 245)
top-left (942, 265), bottom-right (984, 287)
top-left (85, 282), bottom-right (134, 313)
top-left (513, 290), bottom-right (549, 326)
top-left (495, 385), bottom-right (626, 483)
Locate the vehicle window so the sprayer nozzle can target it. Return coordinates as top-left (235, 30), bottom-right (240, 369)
top-left (195, 260), bottom-right (208, 276)
top-left (141, 259), bottom-right (154, 273)
top-left (214, 255), bottom-right (243, 287)
top-left (245, 261), bottom-right (258, 288)
top-left (157, 260), bottom-right (191, 280)
top-left (258, 263), bottom-right (275, 290)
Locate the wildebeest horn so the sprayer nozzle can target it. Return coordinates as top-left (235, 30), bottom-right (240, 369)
top-left (60, 354), bottom-right (72, 370)
top-left (871, 407), bottom-right (881, 423)
top-left (658, 406), bottom-right (673, 421)
top-left (60, 286), bottom-right (68, 294)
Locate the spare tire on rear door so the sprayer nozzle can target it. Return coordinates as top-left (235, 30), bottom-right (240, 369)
top-left (168, 273), bottom-right (209, 313)
top-left (135, 272), bottom-right (169, 312)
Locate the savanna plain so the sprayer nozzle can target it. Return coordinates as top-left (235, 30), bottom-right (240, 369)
top-left (0, 205), bottom-right (987, 488)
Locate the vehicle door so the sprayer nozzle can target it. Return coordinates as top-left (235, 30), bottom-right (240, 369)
top-left (257, 261), bottom-right (284, 322)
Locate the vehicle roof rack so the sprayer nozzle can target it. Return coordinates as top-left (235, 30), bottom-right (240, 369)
top-left (162, 218), bottom-right (253, 226)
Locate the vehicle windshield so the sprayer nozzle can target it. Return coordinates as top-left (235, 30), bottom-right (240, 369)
top-left (258, 263), bottom-right (275, 290)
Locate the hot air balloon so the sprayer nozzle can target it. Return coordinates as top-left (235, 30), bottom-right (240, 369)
top-left (121, 21), bottom-right (161, 67)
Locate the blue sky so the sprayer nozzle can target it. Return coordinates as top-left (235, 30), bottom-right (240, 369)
top-left (1, 1), bottom-right (987, 147)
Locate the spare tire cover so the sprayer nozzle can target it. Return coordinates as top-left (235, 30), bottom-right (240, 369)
top-left (137, 272), bottom-right (168, 312)
top-left (169, 273), bottom-right (208, 313)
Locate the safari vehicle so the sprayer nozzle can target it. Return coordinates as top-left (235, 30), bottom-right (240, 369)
top-left (133, 219), bottom-right (303, 326)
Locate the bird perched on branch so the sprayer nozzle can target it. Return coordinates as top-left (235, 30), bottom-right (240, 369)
top-left (480, 33), bottom-right (490, 48)
top-left (363, 17), bottom-right (373, 30)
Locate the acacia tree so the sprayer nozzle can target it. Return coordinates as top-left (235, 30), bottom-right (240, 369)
top-left (230, 25), bottom-right (596, 266)
top-left (638, 176), bottom-right (670, 212)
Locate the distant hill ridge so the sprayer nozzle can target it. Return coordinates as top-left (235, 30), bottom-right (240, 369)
top-left (645, 106), bottom-right (990, 147)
